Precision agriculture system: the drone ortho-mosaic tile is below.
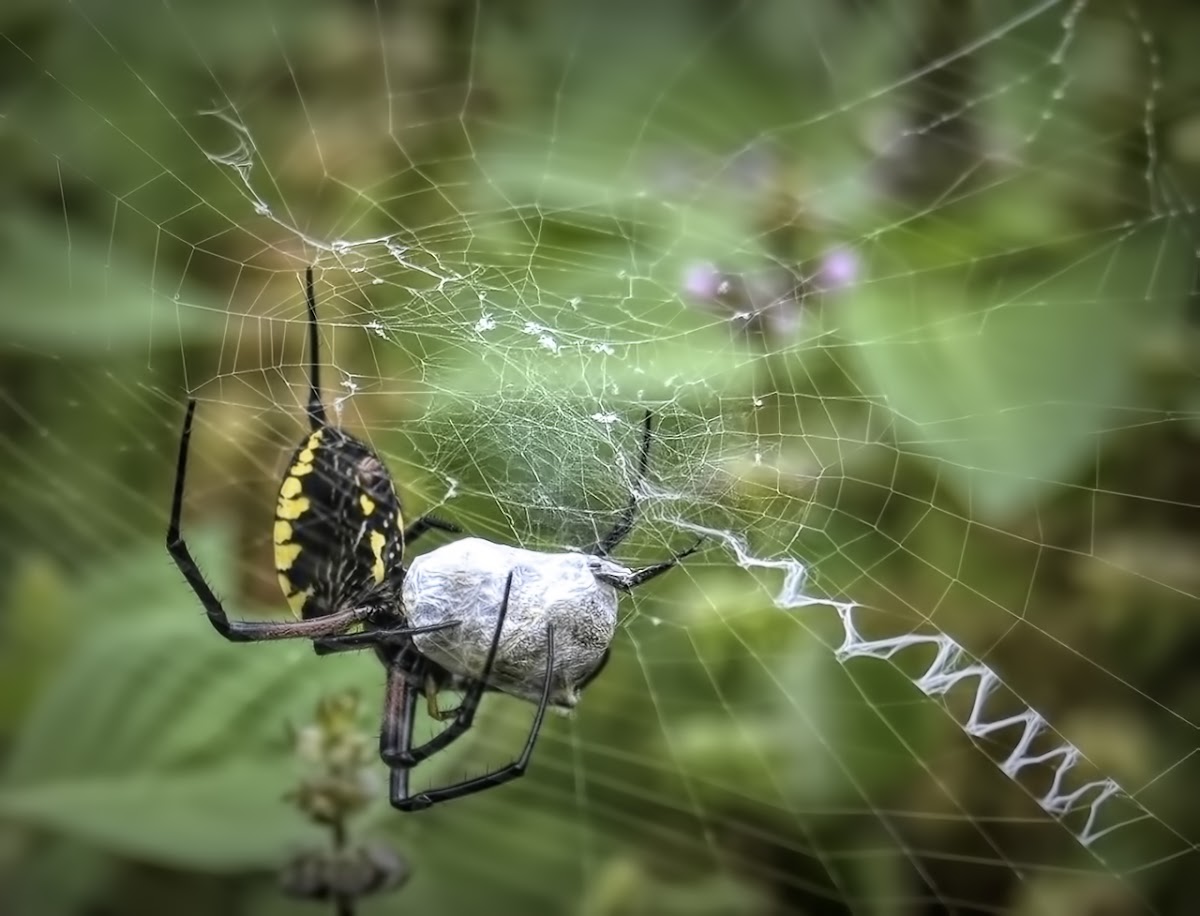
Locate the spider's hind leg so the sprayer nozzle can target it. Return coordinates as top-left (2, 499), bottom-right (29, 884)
top-left (383, 573), bottom-right (556, 812)
top-left (380, 573), bottom-right (516, 773)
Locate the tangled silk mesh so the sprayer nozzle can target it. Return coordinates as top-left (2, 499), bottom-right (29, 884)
top-left (6, 0), bottom-right (1200, 909)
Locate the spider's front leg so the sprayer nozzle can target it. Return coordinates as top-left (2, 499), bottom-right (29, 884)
top-left (593, 537), bottom-right (705, 592)
top-left (168, 400), bottom-right (375, 643)
top-left (311, 621), bottom-right (461, 655)
top-left (402, 514), bottom-right (461, 546)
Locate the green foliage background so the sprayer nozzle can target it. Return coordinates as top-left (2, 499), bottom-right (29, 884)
top-left (1, 1), bottom-right (1199, 914)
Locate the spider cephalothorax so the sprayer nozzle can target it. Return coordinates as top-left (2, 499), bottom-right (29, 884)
top-left (168, 267), bottom-right (700, 811)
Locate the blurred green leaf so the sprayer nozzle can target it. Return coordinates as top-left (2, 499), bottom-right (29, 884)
top-left (0, 602), bottom-right (339, 871)
top-left (644, 578), bottom-right (936, 813)
top-left (844, 220), bottom-right (1193, 520)
top-left (670, 643), bottom-right (934, 814)
top-left (82, 525), bottom-right (238, 620)
top-left (0, 761), bottom-right (320, 872)
top-left (0, 366), bottom-right (187, 570)
top-left (4, 613), bottom-right (198, 783)
top-left (0, 209), bottom-right (225, 350)
top-left (579, 854), bottom-right (774, 916)
top-left (0, 527), bottom-right (232, 742)
top-left (2, 606), bottom-right (376, 783)
top-left (0, 557), bottom-right (73, 735)
top-left (0, 838), bottom-right (118, 916)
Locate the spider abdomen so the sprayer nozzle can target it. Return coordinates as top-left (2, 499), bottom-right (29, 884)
top-left (274, 426), bottom-right (404, 619)
top-left (402, 538), bottom-right (625, 709)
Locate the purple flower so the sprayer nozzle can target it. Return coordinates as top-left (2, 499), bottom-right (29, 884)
top-left (815, 248), bottom-right (860, 291)
top-left (682, 260), bottom-right (724, 301)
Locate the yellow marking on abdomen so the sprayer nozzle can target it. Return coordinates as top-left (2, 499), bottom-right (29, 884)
top-left (296, 430), bottom-right (322, 464)
top-left (274, 541), bottom-right (302, 572)
top-left (370, 529), bottom-right (387, 583)
top-left (276, 496), bottom-right (310, 520)
top-left (360, 494), bottom-right (376, 516)
top-left (283, 584), bottom-right (314, 615)
top-left (286, 429), bottom-right (323, 477)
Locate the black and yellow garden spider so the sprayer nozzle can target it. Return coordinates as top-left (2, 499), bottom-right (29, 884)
top-left (166, 267), bottom-right (700, 810)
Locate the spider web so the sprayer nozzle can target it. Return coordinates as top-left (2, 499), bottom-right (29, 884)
top-left (2, 0), bottom-right (1199, 913)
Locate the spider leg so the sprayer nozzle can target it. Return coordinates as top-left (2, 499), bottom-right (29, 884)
top-left (402, 514), bottom-right (461, 545)
top-left (423, 674), bottom-right (463, 721)
top-left (380, 572), bottom-right (516, 771)
top-left (382, 663), bottom-right (421, 804)
top-left (594, 537), bottom-right (704, 592)
top-left (582, 410), bottom-right (653, 557)
top-left (167, 399), bottom-right (368, 642)
top-left (389, 623), bottom-right (556, 812)
top-left (303, 266), bottom-right (327, 430)
top-left (311, 621), bottom-right (461, 656)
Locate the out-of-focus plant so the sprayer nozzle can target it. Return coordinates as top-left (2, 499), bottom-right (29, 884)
top-left (280, 690), bottom-right (409, 915)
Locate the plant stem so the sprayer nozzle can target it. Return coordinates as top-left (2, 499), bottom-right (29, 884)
top-left (331, 816), bottom-right (355, 916)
